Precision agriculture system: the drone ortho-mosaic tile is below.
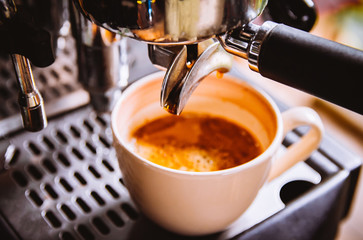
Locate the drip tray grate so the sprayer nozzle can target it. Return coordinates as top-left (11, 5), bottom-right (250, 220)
top-left (0, 104), bottom-right (361, 240)
top-left (0, 106), bottom-right (139, 240)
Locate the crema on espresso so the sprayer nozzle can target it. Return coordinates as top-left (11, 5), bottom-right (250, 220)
top-left (129, 112), bottom-right (262, 172)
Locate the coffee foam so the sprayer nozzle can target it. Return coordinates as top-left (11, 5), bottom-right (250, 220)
top-left (125, 95), bottom-right (271, 151)
top-left (129, 112), bottom-right (263, 172)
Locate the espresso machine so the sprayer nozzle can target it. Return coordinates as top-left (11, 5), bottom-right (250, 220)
top-left (0, 0), bottom-right (362, 239)
top-left (72, 0), bottom-right (363, 115)
top-left (0, 0), bottom-right (134, 135)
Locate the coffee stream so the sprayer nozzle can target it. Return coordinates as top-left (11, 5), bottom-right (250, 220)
top-left (129, 113), bottom-right (262, 172)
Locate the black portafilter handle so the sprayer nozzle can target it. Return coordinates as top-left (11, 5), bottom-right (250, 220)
top-left (219, 0), bottom-right (363, 114)
top-left (258, 23), bottom-right (363, 114)
top-left (219, 22), bottom-right (363, 115)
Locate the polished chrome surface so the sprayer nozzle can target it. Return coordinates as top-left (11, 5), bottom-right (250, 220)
top-left (73, 0), bottom-right (269, 115)
top-left (218, 21), bottom-right (277, 72)
top-left (70, 3), bottom-right (129, 112)
top-left (74, 0), bottom-right (267, 44)
top-left (0, 36), bottom-right (154, 137)
top-left (246, 21), bottom-right (277, 71)
top-left (0, 35), bottom-right (85, 136)
top-left (148, 44), bottom-right (183, 69)
top-left (161, 41), bottom-right (233, 115)
top-left (217, 24), bottom-right (260, 60)
top-left (1, 0), bottom-right (49, 131)
top-left (11, 53), bottom-right (47, 132)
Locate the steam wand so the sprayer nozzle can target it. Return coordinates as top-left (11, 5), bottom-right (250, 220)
top-left (11, 54), bottom-right (47, 131)
top-left (0, 0), bottom-right (54, 131)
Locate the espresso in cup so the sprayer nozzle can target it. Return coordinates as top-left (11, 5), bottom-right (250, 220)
top-left (112, 72), bottom-right (323, 235)
top-left (129, 112), bottom-right (263, 172)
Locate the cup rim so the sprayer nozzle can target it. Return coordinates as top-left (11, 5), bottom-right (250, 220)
top-left (112, 71), bottom-right (284, 176)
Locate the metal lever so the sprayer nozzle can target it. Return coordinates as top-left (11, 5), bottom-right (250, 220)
top-left (11, 54), bottom-right (47, 131)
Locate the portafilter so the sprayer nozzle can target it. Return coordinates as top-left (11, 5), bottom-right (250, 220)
top-left (73, 0), bottom-right (363, 115)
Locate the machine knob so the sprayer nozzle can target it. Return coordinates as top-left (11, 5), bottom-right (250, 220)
top-left (263, 0), bottom-right (317, 32)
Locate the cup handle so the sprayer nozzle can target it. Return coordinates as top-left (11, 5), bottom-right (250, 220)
top-left (268, 107), bottom-right (324, 181)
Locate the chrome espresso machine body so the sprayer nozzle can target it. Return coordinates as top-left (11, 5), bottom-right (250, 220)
top-left (74, 0), bottom-right (363, 115)
top-left (0, 0), bottom-right (362, 240)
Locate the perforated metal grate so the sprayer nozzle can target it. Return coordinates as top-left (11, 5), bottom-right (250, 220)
top-left (0, 106), bottom-right (139, 240)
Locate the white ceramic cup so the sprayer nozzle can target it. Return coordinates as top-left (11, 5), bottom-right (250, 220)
top-left (111, 71), bottom-right (324, 236)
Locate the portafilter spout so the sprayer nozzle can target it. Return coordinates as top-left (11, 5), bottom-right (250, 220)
top-left (160, 41), bottom-right (233, 115)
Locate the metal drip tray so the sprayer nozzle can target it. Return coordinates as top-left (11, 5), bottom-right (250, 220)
top-left (0, 103), bottom-right (361, 240)
top-left (0, 106), bottom-right (138, 240)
